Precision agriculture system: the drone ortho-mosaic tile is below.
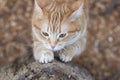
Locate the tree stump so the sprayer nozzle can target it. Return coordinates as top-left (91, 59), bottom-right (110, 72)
top-left (0, 58), bottom-right (93, 80)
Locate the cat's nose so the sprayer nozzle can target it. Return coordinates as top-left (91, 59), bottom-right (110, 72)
top-left (51, 45), bottom-right (56, 49)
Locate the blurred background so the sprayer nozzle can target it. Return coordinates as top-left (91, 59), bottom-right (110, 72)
top-left (0, 0), bottom-right (120, 80)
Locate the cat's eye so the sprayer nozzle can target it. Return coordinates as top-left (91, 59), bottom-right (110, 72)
top-left (59, 33), bottom-right (66, 38)
top-left (42, 32), bottom-right (49, 37)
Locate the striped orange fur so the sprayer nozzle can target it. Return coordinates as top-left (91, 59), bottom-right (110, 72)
top-left (32, 0), bottom-right (88, 63)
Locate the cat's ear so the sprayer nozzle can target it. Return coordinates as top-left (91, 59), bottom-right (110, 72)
top-left (34, 0), bottom-right (50, 16)
top-left (69, 0), bottom-right (84, 20)
top-left (35, 0), bottom-right (50, 9)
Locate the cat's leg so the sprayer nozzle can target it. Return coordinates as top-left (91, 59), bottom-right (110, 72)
top-left (59, 37), bottom-right (86, 62)
top-left (33, 41), bottom-right (54, 63)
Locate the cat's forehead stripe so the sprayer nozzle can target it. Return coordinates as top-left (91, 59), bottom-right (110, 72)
top-left (47, 2), bottom-right (70, 33)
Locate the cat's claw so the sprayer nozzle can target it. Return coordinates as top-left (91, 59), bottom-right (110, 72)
top-left (34, 50), bottom-right (54, 63)
top-left (59, 54), bottom-right (73, 63)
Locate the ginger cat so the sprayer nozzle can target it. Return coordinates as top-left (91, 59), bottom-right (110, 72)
top-left (32, 0), bottom-right (88, 63)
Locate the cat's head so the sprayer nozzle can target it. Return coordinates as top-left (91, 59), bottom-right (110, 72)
top-left (32, 0), bottom-right (86, 51)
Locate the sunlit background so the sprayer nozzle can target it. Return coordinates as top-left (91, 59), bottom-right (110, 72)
top-left (0, 0), bottom-right (120, 80)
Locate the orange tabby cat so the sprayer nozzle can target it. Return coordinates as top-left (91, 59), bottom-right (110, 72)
top-left (32, 0), bottom-right (88, 63)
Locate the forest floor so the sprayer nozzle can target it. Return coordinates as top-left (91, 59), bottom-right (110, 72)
top-left (0, 0), bottom-right (120, 80)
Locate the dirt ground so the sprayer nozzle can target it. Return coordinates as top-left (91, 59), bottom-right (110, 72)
top-left (0, 0), bottom-right (120, 80)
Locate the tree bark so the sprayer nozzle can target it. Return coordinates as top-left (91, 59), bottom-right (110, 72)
top-left (0, 58), bottom-right (93, 80)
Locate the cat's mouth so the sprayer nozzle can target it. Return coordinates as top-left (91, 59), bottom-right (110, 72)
top-left (45, 44), bottom-right (64, 52)
top-left (50, 47), bottom-right (63, 52)
top-left (51, 48), bottom-right (61, 52)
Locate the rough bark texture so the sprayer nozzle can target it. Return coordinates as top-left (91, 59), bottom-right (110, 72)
top-left (0, 58), bottom-right (93, 80)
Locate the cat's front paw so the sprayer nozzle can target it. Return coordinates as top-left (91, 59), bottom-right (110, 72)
top-left (34, 50), bottom-right (54, 63)
top-left (59, 53), bottom-right (73, 63)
